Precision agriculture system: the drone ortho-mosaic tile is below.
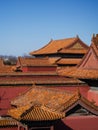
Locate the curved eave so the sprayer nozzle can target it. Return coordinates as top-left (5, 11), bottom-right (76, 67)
top-left (0, 117), bottom-right (18, 127)
top-left (8, 105), bottom-right (65, 121)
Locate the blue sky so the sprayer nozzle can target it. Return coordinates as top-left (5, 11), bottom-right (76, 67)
top-left (0, 0), bottom-right (98, 56)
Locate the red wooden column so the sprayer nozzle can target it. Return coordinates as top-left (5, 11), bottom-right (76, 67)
top-left (18, 125), bottom-right (21, 130)
top-left (25, 125), bottom-right (28, 130)
top-left (50, 126), bottom-right (54, 130)
top-left (18, 123), bottom-right (28, 130)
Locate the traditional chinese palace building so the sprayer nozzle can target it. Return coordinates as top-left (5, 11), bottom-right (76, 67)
top-left (0, 35), bottom-right (98, 130)
top-left (30, 36), bottom-right (88, 67)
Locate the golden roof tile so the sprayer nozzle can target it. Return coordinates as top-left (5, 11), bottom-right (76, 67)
top-left (59, 48), bottom-right (87, 54)
top-left (9, 87), bottom-right (98, 121)
top-left (0, 59), bottom-right (16, 73)
top-left (8, 105), bottom-right (65, 121)
top-left (0, 74), bottom-right (82, 85)
top-left (30, 37), bottom-right (77, 55)
top-left (0, 66), bottom-right (14, 73)
top-left (0, 71), bottom-right (58, 76)
top-left (0, 117), bottom-right (18, 126)
top-left (56, 58), bottom-right (81, 65)
top-left (17, 57), bottom-right (56, 67)
top-left (58, 67), bottom-right (98, 79)
top-left (30, 37), bottom-right (88, 55)
top-left (11, 86), bottom-right (75, 110)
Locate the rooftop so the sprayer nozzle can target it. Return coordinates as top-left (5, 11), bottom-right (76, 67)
top-left (58, 34), bottom-right (98, 80)
top-left (8, 105), bottom-right (64, 121)
top-left (56, 58), bottom-right (81, 65)
top-left (8, 86), bottom-right (98, 121)
top-left (17, 57), bottom-right (56, 67)
top-left (30, 37), bottom-right (88, 55)
top-left (10, 86), bottom-right (74, 110)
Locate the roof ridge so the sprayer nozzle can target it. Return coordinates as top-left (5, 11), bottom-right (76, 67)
top-left (29, 37), bottom-right (78, 55)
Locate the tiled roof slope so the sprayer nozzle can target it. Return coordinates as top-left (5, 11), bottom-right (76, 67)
top-left (59, 48), bottom-right (87, 54)
top-left (17, 57), bottom-right (56, 66)
top-left (56, 58), bottom-right (81, 65)
top-left (59, 38), bottom-right (88, 54)
top-left (9, 87), bottom-right (98, 121)
top-left (30, 37), bottom-right (88, 55)
top-left (0, 117), bottom-right (18, 126)
top-left (0, 66), bottom-right (14, 73)
top-left (10, 86), bottom-right (75, 110)
top-left (0, 75), bottom-right (82, 85)
top-left (0, 59), bottom-right (14, 73)
top-left (58, 67), bottom-right (98, 79)
top-left (78, 34), bottom-right (98, 69)
top-left (8, 105), bottom-right (64, 121)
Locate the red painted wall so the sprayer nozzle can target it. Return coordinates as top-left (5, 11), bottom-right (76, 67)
top-left (22, 66), bottom-right (56, 72)
top-left (79, 48), bottom-right (98, 69)
top-left (88, 90), bottom-right (98, 105)
top-left (51, 85), bottom-right (90, 98)
top-left (0, 87), bottom-right (29, 116)
top-left (54, 116), bottom-right (98, 130)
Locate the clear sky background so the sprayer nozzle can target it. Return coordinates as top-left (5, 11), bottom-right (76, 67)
top-left (0, 0), bottom-right (98, 56)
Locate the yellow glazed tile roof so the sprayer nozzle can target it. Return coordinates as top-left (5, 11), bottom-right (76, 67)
top-left (0, 66), bottom-right (14, 73)
top-left (56, 58), bottom-right (81, 65)
top-left (17, 57), bottom-right (56, 66)
top-left (59, 48), bottom-right (87, 54)
top-left (30, 37), bottom-right (77, 55)
top-left (58, 67), bottom-right (98, 79)
top-left (30, 37), bottom-right (88, 55)
top-left (8, 88), bottom-right (98, 121)
top-left (0, 117), bottom-right (18, 126)
top-left (0, 75), bottom-right (82, 85)
top-left (8, 105), bottom-right (65, 121)
top-left (11, 86), bottom-right (75, 111)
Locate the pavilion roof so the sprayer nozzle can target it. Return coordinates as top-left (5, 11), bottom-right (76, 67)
top-left (17, 57), bottom-right (56, 67)
top-left (8, 105), bottom-right (65, 121)
top-left (8, 86), bottom-right (98, 121)
top-left (30, 37), bottom-right (88, 55)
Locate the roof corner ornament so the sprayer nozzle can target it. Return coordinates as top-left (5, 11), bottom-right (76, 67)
top-left (92, 33), bottom-right (95, 41)
top-left (76, 35), bottom-right (79, 38)
top-left (50, 38), bottom-right (53, 41)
